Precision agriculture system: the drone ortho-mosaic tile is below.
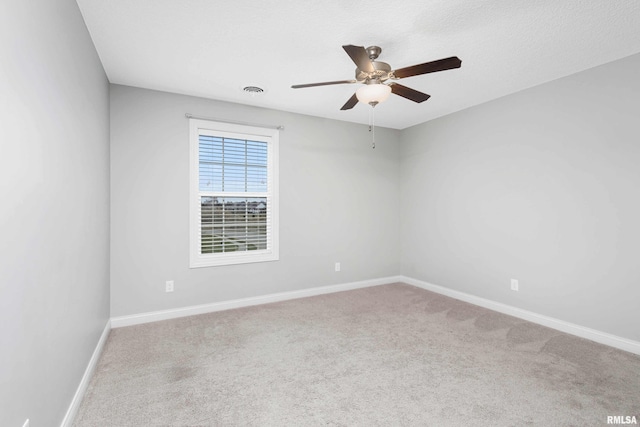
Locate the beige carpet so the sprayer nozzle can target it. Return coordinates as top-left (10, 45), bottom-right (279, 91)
top-left (73, 283), bottom-right (640, 426)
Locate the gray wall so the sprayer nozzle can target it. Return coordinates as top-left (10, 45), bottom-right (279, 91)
top-left (110, 85), bottom-right (400, 317)
top-left (0, 0), bottom-right (110, 426)
top-left (400, 53), bottom-right (640, 342)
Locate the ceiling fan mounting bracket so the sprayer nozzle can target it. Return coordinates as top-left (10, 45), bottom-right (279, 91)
top-left (366, 46), bottom-right (382, 60)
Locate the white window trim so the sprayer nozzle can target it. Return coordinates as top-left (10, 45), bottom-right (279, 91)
top-left (189, 118), bottom-right (279, 268)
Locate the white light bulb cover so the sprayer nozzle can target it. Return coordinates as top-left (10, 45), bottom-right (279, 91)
top-left (356, 84), bottom-right (392, 105)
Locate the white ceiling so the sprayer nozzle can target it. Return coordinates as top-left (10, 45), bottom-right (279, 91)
top-left (76, 0), bottom-right (640, 130)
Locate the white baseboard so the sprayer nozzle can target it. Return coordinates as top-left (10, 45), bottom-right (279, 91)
top-left (60, 320), bottom-right (111, 427)
top-left (400, 275), bottom-right (640, 356)
top-left (111, 276), bottom-right (403, 328)
top-left (110, 274), bottom-right (640, 355)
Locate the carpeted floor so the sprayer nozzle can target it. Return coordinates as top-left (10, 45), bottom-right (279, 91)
top-left (73, 283), bottom-right (640, 426)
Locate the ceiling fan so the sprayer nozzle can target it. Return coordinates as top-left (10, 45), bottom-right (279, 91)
top-left (292, 45), bottom-right (461, 110)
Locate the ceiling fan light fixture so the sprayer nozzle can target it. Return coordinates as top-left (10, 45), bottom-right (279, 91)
top-left (356, 83), bottom-right (391, 107)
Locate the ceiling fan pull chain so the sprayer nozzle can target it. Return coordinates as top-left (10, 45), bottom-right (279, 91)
top-left (371, 106), bottom-right (376, 149)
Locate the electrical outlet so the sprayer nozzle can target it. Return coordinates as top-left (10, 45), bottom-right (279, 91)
top-left (511, 279), bottom-right (519, 291)
top-left (165, 280), bottom-right (174, 293)
top-left (335, 262), bottom-right (341, 272)
top-left (23, 419), bottom-right (30, 427)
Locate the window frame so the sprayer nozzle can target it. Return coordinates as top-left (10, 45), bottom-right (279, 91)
top-left (189, 118), bottom-right (279, 268)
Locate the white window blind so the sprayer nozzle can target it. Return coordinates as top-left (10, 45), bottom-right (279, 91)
top-left (190, 119), bottom-right (279, 267)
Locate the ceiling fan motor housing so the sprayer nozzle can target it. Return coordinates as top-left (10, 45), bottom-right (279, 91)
top-left (356, 61), bottom-right (392, 83)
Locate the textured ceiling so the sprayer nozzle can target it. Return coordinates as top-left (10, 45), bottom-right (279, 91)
top-left (76, 0), bottom-right (640, 129)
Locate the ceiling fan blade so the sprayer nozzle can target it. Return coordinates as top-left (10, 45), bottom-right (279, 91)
top-left (292, 79), bottom-right (356, 89)
top-left (340, 93), bottom-right (359, 110)
top-left (390, 83), bottom-right (431, 103)
top-left (393, 56), bottom-right (462, 79)
top-left (342, 45), bottom-right (374, 73)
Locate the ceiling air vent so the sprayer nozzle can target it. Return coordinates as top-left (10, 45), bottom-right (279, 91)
top-left (242, 86), bottom-right (265, 94)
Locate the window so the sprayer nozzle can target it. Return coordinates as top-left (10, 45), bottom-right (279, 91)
top-left (189, 119), bottom-right (279, 267)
